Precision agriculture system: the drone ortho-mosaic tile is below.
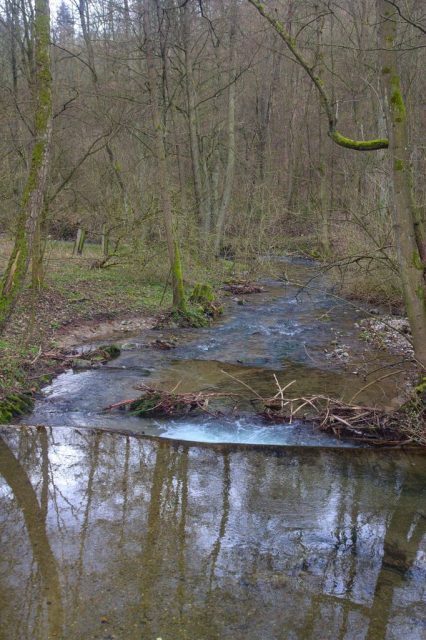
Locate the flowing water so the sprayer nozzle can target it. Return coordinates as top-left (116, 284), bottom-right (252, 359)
top-left (26, 258), bottom-right (412, 445)
top-left (1, 258), bottom-right (425, 639)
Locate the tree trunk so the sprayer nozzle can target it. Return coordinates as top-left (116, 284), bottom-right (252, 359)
top-left (144, 0), bottom-right (186, 311)
top-left (73, 227), bottom-right (86, 256)
top-left (0, 0), bottom-right (52, 329)
top-left (377, 0), bottom-right (426, 367)
top-left (214, 0), bottom-right (237, 256)
top-left (182, 3), bottom-right (209, 235)
top-left (101, 223), bottom-right (110, 257)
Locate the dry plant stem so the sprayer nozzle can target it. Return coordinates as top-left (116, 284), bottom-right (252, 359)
top-left (220, 369), bottom-right (264, 400)
top-left (349, 369), bottom-right (406, 403)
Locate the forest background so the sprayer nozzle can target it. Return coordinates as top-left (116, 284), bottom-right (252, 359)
top-left (0, 0), bottom-right (425, 408)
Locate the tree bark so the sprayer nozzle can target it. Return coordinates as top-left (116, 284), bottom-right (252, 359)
top-left (144, 0), bottom-right (186, 311)
top-left (377, 0), bottom-right (426, 367)
top-left (214, 0), bottom-right (237, 256)
top-left (182, 3), bottom-right (209, 236)
top-left (0, 0), bottom-right (53, 329)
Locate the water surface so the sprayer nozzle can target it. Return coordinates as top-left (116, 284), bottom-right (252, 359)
top-left (0, 426), bottom-right (425, 639)
top-left (26, 259), bottom-right (413, 446)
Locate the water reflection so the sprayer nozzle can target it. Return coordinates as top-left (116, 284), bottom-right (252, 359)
top-left (0, 426), bottom-right (425, 639)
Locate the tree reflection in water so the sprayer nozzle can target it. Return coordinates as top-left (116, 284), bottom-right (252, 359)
top-left (0, 426), bottom-right (425, 639)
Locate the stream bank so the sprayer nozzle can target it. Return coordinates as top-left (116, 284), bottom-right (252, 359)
top-left (21, 258), bottom-right (423, 447)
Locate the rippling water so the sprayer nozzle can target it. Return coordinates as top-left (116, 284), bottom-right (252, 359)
top-left (26, 259), bottom-right (413, 445)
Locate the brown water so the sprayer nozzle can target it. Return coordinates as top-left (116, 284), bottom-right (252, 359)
top-left (0, 426), bottom-right (425, 640)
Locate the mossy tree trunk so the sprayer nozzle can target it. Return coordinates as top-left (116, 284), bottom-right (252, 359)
top-left (0, 0), bottom-right (52, 330)
top-left (143, 0), bottom-right (186, 312)
top-left (377, 0), bottom-right (426, 367)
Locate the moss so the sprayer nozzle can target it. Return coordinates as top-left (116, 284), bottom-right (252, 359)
top-left (190, 283), bottom-right (215, 304)
top-left (171, 307), bottom-right (210, 328)
top-left (394, 159), bottom-right (404, 171)
top-left (329, 130), bottom-right (388, 151)
top-left (0, 392), bottom-right (34, 423)
top-left (415, 283), bottom-right (426, 306)
top-left (190, 283), bottom-right (223, 319)
top-left (412, 250), bottom-right (423, 271)
top-left (381, 66), bottom-right (391, 75)
top-left (71, 344), bottom-right (121, 368)
top-left (415, 376), bottom-right (426, 395)
top-left (101, 344), bottom-right (121, 359)
top-left (129, 394), bottom-right (166, 416)
top-left (0, 0), bottom-right (52, 327)
top-left (172, 240), bottom-right (186, 312)
top-left (390, 75), bottom-right (406, 122)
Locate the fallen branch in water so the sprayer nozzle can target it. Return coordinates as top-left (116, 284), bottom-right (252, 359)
top-left (260, 376), bottom-right (425, 447)
top-left (104, 374), bottom-right (425, 447)
top-left (104, 383), bottom-right (239, 418)
top-left (222, 280), bottom-right (263, 295)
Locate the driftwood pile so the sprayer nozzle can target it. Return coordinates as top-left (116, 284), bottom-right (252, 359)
top-left (105, 383), bottom-right (236, 418)
top-left (261, 377), bottom-right (425, 447)
top-left (105, 374), bottom-right (425, 447)
top-left (222, 281), bottom-right (263, 295)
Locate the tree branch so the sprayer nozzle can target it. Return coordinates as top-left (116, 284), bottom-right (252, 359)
top-left (247, 0), bottom-right (389, 151)
top-left (383, 0), bottom-right (426, 36)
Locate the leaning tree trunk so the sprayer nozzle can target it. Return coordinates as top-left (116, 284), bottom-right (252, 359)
top-left (377, 0), bottom-right (426, 368)
top-left (144, 0), bottom-right (186, 312)
top-left (0, 0), bottom-right (52, 329)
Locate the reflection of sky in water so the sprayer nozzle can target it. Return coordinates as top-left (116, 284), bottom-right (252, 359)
top-left (1, 427), bottom-right (425, 639)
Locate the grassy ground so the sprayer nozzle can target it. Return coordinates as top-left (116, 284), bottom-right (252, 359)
top-left (0, 237), bottom-right (245, 413)
top-left (0, 239), bottom-right (175, 407)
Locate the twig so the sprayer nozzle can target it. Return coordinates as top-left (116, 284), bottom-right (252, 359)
top-left (349, 369), bottom-right (405, 404)
top-left (220, 369), bottom-right (264, 400)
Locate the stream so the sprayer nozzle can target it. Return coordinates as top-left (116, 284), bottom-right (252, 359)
top-left (1, 258), bottom-right (425, 639)
top-left (26, 258), bottom-right (412, 445)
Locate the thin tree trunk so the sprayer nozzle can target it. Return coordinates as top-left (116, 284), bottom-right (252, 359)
top-left (377, 0), bottom-right (426, 367)
top-left (214, 0), bottom-right (237, 256)
top-left (0, 0), bottom-right (52, 329)
top-left (144, 0), bottom-right (186, 311)
top-left (72, 227), bottom-right (86, 256)
top-left (182, 3), bottom-right (208, 234)
top-left (78, 0), bottom-right (131, 219)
